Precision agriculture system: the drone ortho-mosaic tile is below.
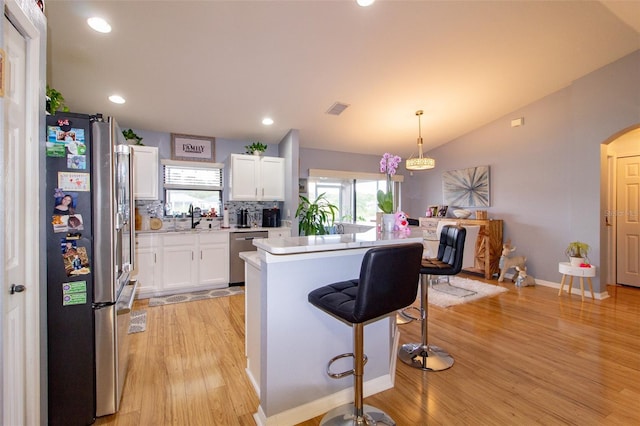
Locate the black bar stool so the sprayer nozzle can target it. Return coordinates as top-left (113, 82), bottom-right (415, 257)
top-left (398, 225), bottom-right (466, 371)
top-left (308, 243), bottom-right (423, 426)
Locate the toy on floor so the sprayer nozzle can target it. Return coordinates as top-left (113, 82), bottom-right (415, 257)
top-left (394, 211), bottom-right (410, 232)
top-left (514, 266), bottom-right (535, 287)
top-left (498, 241), bottom-right (527, 282)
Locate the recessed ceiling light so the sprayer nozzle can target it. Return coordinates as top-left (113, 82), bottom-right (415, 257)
top-left (109, 95), bottom-right (125, 104)
top-left (357, 0), bottom-right (375, 7)
top-left (87, 17), bottom-right (111, 33)
top-left (262, 118), bottom-right (274, 126)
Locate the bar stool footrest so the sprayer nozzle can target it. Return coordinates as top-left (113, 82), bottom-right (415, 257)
top-left (326, 353), bottom-right (368, 379)
top-left (398, 306), bottom-right (422, 322)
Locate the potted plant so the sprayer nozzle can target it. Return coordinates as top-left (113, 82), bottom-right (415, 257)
top-left (377, 152), bottom-right (402, 232)
top-left (245, 142), bottom-right (267, 155)
top-left (295, 193), bottom-right (338, 236)
top-left (565, 241), bottom-right (590, 266)
top-left (46, 85), bottom-right (70, 115)
top-left (122, 129), bottom-right (144, 145)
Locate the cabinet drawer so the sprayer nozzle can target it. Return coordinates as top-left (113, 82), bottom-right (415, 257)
top-left (163, 233), bottom-right (197, 246)
top-left (198, 232), bottom-right (228, 245)
top-left (268, 228), bottom-right (290, 239)
top-left (136, 233), bottom-right (161, 248)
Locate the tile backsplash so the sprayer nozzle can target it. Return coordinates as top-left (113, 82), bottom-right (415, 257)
top-left (135, 199), bottom-right (282, 226)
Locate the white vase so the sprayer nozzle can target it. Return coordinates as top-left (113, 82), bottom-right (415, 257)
top-left (382, 213), bottom-right (395, 233)
top-left (569, 256), bottom-right (584, 267)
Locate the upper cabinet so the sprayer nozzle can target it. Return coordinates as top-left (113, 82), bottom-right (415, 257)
top-left (132, 145), bottom-right (159, 200)
top-left (227, 154), bottom-right (284, 201)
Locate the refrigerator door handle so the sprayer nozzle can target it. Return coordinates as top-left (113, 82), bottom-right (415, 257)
top-left (117, 280), bottom-right (138, 315)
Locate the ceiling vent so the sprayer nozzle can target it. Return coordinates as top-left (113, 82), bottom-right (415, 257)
top-left (326, 102), bottom-right (350, 116)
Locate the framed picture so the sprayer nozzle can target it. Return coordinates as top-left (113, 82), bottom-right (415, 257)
top-left (170, 133), bottom-right (215, 162)
top-left (442, 165), bottom-right (490, 207)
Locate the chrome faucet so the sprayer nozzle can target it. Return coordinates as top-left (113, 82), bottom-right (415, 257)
top-left (189, 204), bottom-right (201, 229)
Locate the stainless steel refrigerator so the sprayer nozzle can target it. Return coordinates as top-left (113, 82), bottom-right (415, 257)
top-left (45, 112), bottom-right (137, 425)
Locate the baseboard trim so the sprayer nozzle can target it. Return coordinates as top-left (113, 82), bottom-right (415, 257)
top-left (252, 374), bottom-right (394, 426)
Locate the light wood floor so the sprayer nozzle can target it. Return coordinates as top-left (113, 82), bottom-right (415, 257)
top-left (96, 275), bottom-right (640, 425)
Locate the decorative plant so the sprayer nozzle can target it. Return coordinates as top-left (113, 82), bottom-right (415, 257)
top-left (565, 241), bottom-right (590, 259)
top-left (245, 142), bottom-right (268, 154)
top-left (122, 129), bottom-right (144, 145)
top-left (295, 193), bottom-right (338, 236)
top-left (46, 85), bottom-right (70, 115)
top-left (377, 152), bottom-right (402, 214)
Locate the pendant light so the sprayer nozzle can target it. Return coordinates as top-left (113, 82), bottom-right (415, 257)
top-left (405, 110), bottom-right (435, 170)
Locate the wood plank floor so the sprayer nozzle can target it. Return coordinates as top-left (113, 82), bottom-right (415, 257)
top-left (96, 275), bottom-right (640, 425)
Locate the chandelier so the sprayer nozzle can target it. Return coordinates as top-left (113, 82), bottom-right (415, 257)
top-left (405, 110), bottom-right (435, 171)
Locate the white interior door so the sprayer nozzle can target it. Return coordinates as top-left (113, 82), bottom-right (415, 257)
top-left (2, 16), bottom-right (28, 426)
top-left (616, 155), bottom-right (640, 287)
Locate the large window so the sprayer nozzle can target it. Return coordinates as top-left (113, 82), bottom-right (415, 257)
top-left (307, 169), bottom-right (402, 224)
top-left (163, 160), bottom-right (223, 216)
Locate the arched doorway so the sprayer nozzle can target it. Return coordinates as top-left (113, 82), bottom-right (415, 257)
top-left (603, 126), bottom-right (640, 288)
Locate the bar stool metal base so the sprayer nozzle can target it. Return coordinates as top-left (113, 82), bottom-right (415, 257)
top-left (398, 342), bottom-right (454, 371)
top-left (320, 403), bottom-right (396, 426)
top-left (397, 274), bottom-right (454, 371)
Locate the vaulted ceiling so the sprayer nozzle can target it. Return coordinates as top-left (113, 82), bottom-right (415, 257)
top-left (46, 1), bottom-right (640, 158)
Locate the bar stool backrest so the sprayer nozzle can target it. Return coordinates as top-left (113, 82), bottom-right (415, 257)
top-left (436, 225), bottom-right (467, 273)
top-left (353, 243), bottom-right (423, 323)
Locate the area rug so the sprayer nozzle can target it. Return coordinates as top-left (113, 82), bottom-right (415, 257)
top-left (148, 287), bottom-right (244, 307)
top-left (427, 276), bottom-right (508, 308)
top-left (128, 310), bottom-right (147, 334)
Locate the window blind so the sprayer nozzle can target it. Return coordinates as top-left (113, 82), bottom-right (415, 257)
top-left (163, 164), bottom-right (223, 190)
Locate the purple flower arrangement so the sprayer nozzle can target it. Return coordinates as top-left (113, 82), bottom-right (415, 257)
top-left (377, 153), bottom-right (402, 214)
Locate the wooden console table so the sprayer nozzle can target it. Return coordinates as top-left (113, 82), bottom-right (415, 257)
top-left (419, 217), bottom-right (503, 279)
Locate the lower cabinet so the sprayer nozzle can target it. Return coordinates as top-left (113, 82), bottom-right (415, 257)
top-left (198, 233), bottom-right (230, 287)
top-left (134, 233), bottom-right (161, 297)
top-left (134, 232), bottom-right (229, 299)
top-left (162, 234), bottom-right (197, 292)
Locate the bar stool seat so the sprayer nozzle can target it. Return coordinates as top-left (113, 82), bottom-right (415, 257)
top-left (399, 225), bottom-right (466, 371)
top-left (308, 243), bottom-right (423, 426)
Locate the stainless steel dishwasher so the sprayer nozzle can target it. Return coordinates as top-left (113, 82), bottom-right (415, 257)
top-left (229, 230), bottom-right (268, 284)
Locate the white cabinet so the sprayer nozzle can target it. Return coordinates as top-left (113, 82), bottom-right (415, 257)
top-left (229, 154), bottom-right (260, 200)
top-left (198, 233), bottom-right (230, 287)
top-left (162, 233), bottom-right (197, 292)
top-left (134, 231), bottom-right (230, 298)
top-left (260, 156), bottom-right (285, 201)
top-left (132, 145), bottom-right (159, 200)
top-left (133, 233), bottom-right (162, 298)
top-left (268, 228), bottom-right (290, 239)
top-left (227, 154), bottom-right (284, 201)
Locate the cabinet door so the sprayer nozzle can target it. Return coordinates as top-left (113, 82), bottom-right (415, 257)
top-left (162, 245), bottom-right (195, 290)
top-left (198, 233), bottom-right (229, 287)
top-left (162, 236), bottom-right (196, 290)
top-left (199, 243), bottom-right (229, 287)
top-left (132, 146), bottom-right (159, 200)
top-left (230, 154), bottom-right (260, 200)
top-left (133, 234), bottom-right (161, 298)
top-left (134, 248), bottom-right (158, 297)
top-left (260, 157), bottom-right (285, 201)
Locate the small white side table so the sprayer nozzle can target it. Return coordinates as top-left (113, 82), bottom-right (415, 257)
top-left (558, 262), bottom-right (596, 301)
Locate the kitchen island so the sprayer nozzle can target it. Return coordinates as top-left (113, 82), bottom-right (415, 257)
top-left (241, 228), bottom-right (423, 426)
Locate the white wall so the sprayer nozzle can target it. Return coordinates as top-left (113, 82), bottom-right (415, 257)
top-left (404, 50), bottom-right (640, 292)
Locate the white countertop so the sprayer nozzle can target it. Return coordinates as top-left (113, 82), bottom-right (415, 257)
top-left (136, 225), bottom-right (288, 235)
top-left (253, 227), bottom-right (422, 255)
